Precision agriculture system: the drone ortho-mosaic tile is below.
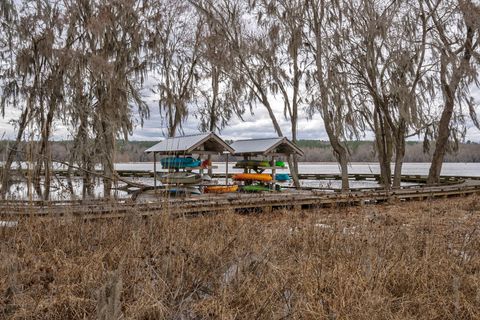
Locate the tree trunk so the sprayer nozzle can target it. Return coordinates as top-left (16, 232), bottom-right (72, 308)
top-left (426, 12), bottom-right (475, 185)
top-left (0, 107), bottom-right (30, 198)
top-left (374, 110), bottom-right (392, 188)
top-left (338, 150), bottom-right (349, 192)
top-left (392, 121), bottom-right (406, 188)
top-left (101, 120), bottom-right (115, 198)
top-left (325, 130), bottom-right (350, 192)
top-left (261, 92), bottom-right (283, 137)
top-left (290, 115), bottom-right (300, 188)
top-left (34, 101), bottom-right (56, 200)
top-left (427, 95), bottom-right (454, 184)
top-left (289, 155), bottom-right (300, 188)
top-left (324, 113), bottom-right (349, 192)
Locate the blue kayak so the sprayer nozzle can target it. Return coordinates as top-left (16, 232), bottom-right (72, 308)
top-left (160, 157), bottom-right (201, 169)
top-left (275, 173), bottom-right (291, 182)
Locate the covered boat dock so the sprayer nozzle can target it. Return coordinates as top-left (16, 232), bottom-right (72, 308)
top-left (144, 132), bottom-right (235, 192)
top-left (230, 137), bottom-right (304, 189)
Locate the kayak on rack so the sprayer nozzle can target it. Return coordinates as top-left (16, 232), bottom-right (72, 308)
top-left (275, 173), bottom-right (291, 181)
top-left (160, 157), bottom-right (201, 169)
top-left (235, 160), bottom-right (270, 168)
top-left (241, 185), bottom-right (272, 192)
top-left (204, 185), bottom-right (239, 194)
top-left (160, 172), bottom-right (202, 184)
top-left (166, 186), bottom-right (201, 195)
top-left (275, 161), bottom-right (286, 167)
top-left (232, 173), bottom-right (272, 182)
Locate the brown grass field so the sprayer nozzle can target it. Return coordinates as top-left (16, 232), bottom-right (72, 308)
top-left (1, 196), bottom-right (480, 319)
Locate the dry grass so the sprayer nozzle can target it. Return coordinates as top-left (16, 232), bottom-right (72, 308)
top-left (1, 196), bottom-right (480, 319)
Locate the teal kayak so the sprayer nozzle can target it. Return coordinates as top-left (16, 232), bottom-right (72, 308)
top-left (160, 157), bottom-right (201, 169)
top-left (275, 173), bottom-right (291, 181)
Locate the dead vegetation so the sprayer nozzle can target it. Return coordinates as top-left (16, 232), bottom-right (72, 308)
top-left (1, 196), bottom-right (480, 319)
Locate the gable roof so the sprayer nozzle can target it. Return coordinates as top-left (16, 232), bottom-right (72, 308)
top-left (145, 132), bottom-right (235, 155)
top-left (230, 137), bottom-right (304, 156)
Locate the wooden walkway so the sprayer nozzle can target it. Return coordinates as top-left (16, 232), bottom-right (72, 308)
top-left (1, 174), bottom-right (479, 220)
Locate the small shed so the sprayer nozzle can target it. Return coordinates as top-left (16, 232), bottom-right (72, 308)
top-left (145, 132), bottom-right (235, 190)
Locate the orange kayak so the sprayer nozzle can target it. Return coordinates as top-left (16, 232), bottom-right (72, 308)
top-left (232, 173), bottom-right (272, 182)
top-left (204, 185), bottom-right (239, 194)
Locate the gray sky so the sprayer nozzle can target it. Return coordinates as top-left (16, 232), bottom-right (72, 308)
top-left (1, 86), bottom-right (479, 142)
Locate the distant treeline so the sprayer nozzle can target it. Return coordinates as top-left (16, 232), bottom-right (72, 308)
top-left (1, 140), bottom-right (479, 163)
top-left (297, 140), bottom-right (480, 162)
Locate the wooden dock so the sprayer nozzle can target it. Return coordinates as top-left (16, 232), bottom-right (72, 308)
top-left (1, 174), bottom-right (479, 220)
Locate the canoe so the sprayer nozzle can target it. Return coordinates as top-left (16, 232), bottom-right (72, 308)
top-left (167, 186), bottom-right (201, 195)
top-left (202, 174), bottom-right (212, 181)
top-left (160, 172), bottom-right (202, 185)
top-left (232, 173), bottom-right (272, 182)
top-left (275, 173), bottom-right (291, 181)
top-left (241, 185), bottom-right (271, 192)
top-left (235, 160), bottom-right (270, 168)
top-left (160, 157), bottom-right (201, 169)
top-left (204, 185), bottom-right (239, 194)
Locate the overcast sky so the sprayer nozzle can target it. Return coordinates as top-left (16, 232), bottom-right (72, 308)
top-left (1, 85), bottom-right (479, 143)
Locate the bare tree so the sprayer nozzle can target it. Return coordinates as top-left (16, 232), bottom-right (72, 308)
top-left (65, 0), bottom-right (151, 196)
top-left (248, 0), bottom-right (310, 188)
top-left (304, 0), bottom-right (362, 191)
top-left (195, 19), bottom-right (245, 134)
top-left (193, 0), bottom-right (310, 187)
top-left (194, 18), bottom-right (248, 175)
top-left (341, 0), bottom-right (435, 188)
top-left (191, 0), bottom-right (286, 137)
top-left (153, 0), bottom-right (202, 137)
top-left (426, 0), bottom-right (480, 184)
top-left (0, 1), bottom-right (70, 199)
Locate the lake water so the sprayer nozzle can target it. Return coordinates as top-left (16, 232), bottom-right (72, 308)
top-left (115, 162), bottom-right (480, 177)
top-left (2, 162), bottom-right (480, 200)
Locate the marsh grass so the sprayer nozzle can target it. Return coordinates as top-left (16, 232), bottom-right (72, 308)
top-left (1, 196), bottom-right (480, 319)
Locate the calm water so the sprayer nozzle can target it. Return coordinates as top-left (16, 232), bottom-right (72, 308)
top-left (3, 162), bottom-right (480, 200)
top-left (115, 162), bottom-right (480, 177)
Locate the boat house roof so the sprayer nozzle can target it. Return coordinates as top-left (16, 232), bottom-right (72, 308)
top-left (230, 137), bottom-right (304, 156)
top-left (145, 132), bottom-right (235, 155)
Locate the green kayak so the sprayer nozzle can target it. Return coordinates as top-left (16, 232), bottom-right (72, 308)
top-left (235, 160), bottom-right (270, 168)
top-left (241, 185), bottom-right (271, 192)
top-left (275, 161), bottom-right (286, 167)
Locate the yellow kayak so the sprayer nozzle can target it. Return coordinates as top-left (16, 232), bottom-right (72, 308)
top-left (204, 185), bottom-right (239, 194)
top-left (232, 173), bottom-right (272, 182)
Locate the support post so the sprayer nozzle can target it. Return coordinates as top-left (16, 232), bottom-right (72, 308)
top-left (271, 155), bottom-right (276, 191)
top-left (153, 152), bottom-right (157, 194)
top-left (226, 153), bottom-right (229, 186)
